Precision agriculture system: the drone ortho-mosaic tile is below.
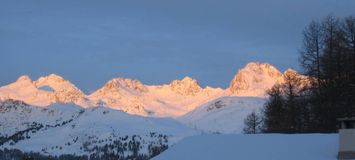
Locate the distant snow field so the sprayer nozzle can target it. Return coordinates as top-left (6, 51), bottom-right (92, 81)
top-left (153, 134), bottom-right (338, 160)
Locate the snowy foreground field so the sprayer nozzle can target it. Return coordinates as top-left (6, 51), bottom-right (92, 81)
top-left (154, 134), bottom-right (338, 160)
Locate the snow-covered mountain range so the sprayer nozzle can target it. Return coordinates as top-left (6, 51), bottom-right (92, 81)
top-left (0, 62), bottom-right (308, 158)
top-left (88, 76), bottom-right (225, 117)
top-left (0, 62), bottom-right (303, 118)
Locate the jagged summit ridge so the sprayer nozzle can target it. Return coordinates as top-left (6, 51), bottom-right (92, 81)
top-left (168, 76), bottom-right (202, 96)
top-left (88, 77), bottom-right (150, 116)
top-left (37, 74), bottom-right (65, 82)
top-left (283, 68), bottom-right (298, 75)
top-left (102, 78), bottom-right (148, 93)
top-left (16, 75), bottom-right (32, 82)
top-left (88, 76), bottom-right (222, 117)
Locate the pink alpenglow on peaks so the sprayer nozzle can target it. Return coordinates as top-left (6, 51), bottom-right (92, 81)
top-left (0, 62), bottom-right (306, 118)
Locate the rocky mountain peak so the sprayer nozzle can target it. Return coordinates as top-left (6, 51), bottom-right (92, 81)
top-left (103, 78), bottom-right (148, 93)
top-left (243, 62), bottom-right (282, 77)
top-left (42, 74), bottom-right (65, 82)
top-left (169, 76), bottom-right (202, 96)
top-left (181, 76), bottom-right (194, 82)
top-left (33, 74), bottom-right (87, 106)
top-left (34, 74), bottom-right (81, 91)
top-left (282, 68), bottom-right (310, 88)
top-left (229, 62), bottom-right (283, 97)
top-left (16, 75), bottom-right (32, 83)
top-left (34, 74), bottom-right (66, 88)
top-left (283, 68), bottom-right (298, 75)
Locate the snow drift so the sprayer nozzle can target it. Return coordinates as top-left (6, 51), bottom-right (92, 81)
top-left (154, 134), bottom-right (338, 160)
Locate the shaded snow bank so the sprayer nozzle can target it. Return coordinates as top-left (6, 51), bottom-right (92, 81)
top-left (154, 134), bottom-right (338, 160)
top-left (179, 96), bottom-right (265, 134)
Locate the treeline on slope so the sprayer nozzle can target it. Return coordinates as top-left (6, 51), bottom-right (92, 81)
top-left (0, 130), bottom-right (168, 160)
top-left (0, 99), bottom-right (168, 160)
top-left (0, 140), bottom-right (167, 160)
top-left (243, 14), bottom-right (355, 134)
top-left (0, 144), bottom-right (167, 160)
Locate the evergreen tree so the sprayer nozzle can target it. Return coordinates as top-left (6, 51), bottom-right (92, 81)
top-left (262, 70), bottom-right (310, 133)
top-left (262, 84), bottom-right (286, 133)
top-left (243, 111), bottom-right (262, 134)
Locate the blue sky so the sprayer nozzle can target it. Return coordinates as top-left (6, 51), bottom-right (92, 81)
top-left (0, 0), bottom-right (354, 93)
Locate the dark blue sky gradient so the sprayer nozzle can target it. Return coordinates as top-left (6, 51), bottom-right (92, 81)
top-left (1, 0), bottom-right (354, 93)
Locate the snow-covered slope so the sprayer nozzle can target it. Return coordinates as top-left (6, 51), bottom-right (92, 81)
top-left (0, 99), bottom-right (82, 137)
top-left (0, 100), bottom-right (196, 158)
top-left (154, 134), bottom-right (338, 160)
top-left (179, 96), bottom-right (266, 134)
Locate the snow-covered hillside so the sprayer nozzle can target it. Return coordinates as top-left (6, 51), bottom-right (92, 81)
top-left (0, 99), bottom-right (82, 137)
top-left (179, 96), bottom-right (266, 133)
top-left (0, 100), bottom-right (196, 158)
top-left (153, 134), bottom-right (338, 160)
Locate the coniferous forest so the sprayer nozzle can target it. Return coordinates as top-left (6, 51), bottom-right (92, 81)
top-left (247, 15), bottom-right (355, 133)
